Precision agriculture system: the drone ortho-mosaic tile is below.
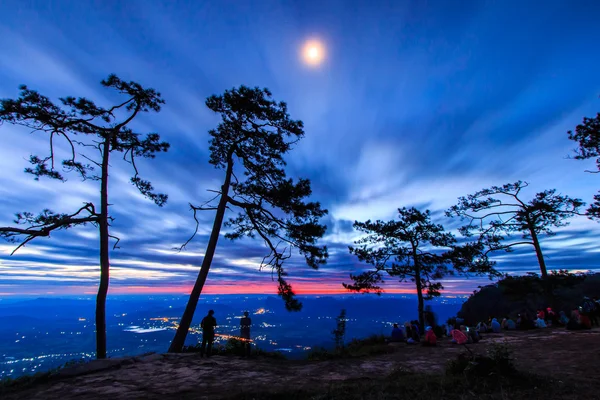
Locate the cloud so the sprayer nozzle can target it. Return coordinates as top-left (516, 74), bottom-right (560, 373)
top-left (1, 1), bottom-right (600, 296)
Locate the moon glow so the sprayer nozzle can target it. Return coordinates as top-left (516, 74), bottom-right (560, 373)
top-left (301, 40), bottom-right (325, 66)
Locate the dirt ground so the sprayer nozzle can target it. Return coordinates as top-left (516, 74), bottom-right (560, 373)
top-left (4, 328), bottom-right (600, 400)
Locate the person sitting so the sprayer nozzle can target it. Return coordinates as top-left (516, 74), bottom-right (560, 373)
top-left (476, 321), bottom-right (488, 333)
top-left (506, 317), bottom-right (516, 330)
top-left (517, 312), bottom-right (534, 330)
top-left (445, 323), bottom-right (454, 337)
top-left (407, 321), bottom-right (420, 344)
top-left (579, 310), bottom-right (592, 330)
top-left (546, 307), bottom-right (557, 327)
top-left (411, 320), bottom-right (421, 337)
top-left (558, 311), bottom-right (569, 326)
top-left (390, 323), bottom-right (405, 342)
top-left (566, 310), bottom-right (582, 331)
top-left (582, 297), bottom-right (598, 327)
top-left (535, 316), bottom-right (547, 328)
top-left (537, 309), bottom-right (545, 321)
top-left (422, 326), bottom-right (437, 347)
top-left (459, 325), bottom-right (474, 343)
top-left (450, 327), bottom-right (469, 345)
top-left (404, 321), bottom-right (412, 337)
top-left (490, 318), bottom-right (501, 333)
top-left (466, 326), bottom-right (480, 343)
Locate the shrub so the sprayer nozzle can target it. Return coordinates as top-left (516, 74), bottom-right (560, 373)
top-left (445, 352), bottom-right (472, 376)
top-left (446, 342), bottom-right (515, 377)
top-left (307, 346), bottom-right (335, 360)
top-left (307, 334), bottom-right (392, 360)
top-left (347, 334), bottom-right (386, 348)
top-left (486, 341), bottom-right (515, 374)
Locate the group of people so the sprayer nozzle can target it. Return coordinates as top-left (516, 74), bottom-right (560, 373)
top-left (388, 296), bottom-right (600, 348)
top-left (389, 319), bottom-right (476, 347)
top-left (565, 296), bottom-right (599, 330)
top-left (390, 321), bottom-right (437, 346)
top-left (453, 296), bottom-right (600, 340)
top-left (197, 310), bottom-right (253, 357)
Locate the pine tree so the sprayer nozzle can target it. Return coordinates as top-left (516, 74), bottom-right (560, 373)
top-left (345, 207), bottom-right (497, 329)
top-left (0, 75), bottom-right (169, 358)
top-left (168, 86), bottom-right (328, 352)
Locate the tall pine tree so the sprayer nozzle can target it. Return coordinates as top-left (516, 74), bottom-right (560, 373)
top-left (0, 75), bottom-right (169, 358)
top-left (169, 86), bottom-right (328, 352)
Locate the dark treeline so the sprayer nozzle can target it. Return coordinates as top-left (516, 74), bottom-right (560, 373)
top-left (0, 75), bottom-right (598, 359)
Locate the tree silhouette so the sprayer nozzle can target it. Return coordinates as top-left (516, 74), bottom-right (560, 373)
top-left (168, 86), bottom-right (328, 353)
top-left (568, 111), bottom-right (600, 217)
top-left (446, 181), bottom-right (583, 279)
top-left (345, 207), bottom-right (497, 329)
top-left (332, 309), bottom-right (347, 351)
top-left (0, 75), bottom-right (169, 359)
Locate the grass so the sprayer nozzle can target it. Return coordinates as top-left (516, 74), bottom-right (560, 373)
top-left (0, 372), bottom-right (52, 395)
top-left (230, 342), bottom-right (585, 400)
top-left (307, 334), bottom-right (392, 360)
top-left (0, 358), bottom-right (87, 395)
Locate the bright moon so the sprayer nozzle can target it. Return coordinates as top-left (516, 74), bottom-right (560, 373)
top-left (301, 40), bottom-right (325, 66)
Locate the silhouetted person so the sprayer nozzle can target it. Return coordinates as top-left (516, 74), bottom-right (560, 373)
top-left (390, 323), bottom-right (405, 342)
top-left (593, 297), bottom-right (600, 326)
top-left (424, 305), bottom-right (437, 328)
top-left (582, 297), bottom-right (598, 327)
top-left (517, 312), bottom-right (534, 330)
top-left (200, 310), bottom-right (217, 357)
top-left (407, 321), bottom-right (420, 344)
top-left (240, 311), bottom-right (252, 357)
top-left (546, 307), bottom-right (558, 327)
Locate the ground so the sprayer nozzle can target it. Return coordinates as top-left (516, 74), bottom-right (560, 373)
top-left (3, 328), bottom-right (600, 399)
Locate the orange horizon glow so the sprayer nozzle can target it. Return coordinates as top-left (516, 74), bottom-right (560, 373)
top-left (0, 281), bottom-right (474, 296)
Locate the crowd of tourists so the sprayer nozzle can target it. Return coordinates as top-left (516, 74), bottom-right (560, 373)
top-left (469, 296), bottom-right (600, 333)
top-left (388, 296), bottom-right (600, 347)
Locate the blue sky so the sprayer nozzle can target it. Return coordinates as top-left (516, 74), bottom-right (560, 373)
top-left (0, 0), bottom-right (599, 296)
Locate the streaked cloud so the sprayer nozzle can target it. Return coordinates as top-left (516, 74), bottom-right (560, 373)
top-left (1, 1), bottom-right (600, 296)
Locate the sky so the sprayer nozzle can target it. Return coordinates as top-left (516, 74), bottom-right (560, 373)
top-left (0, 0), bottom-right (599, 297)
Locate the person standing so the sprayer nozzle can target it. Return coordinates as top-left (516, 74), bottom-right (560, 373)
top-left (200, 310), bottom-right (217, 357)
top-left (240, 311), bottom-right (252, 357)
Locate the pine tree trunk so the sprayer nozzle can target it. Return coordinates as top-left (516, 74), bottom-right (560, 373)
top-left (168, 156), bottom-right (234, 353)
top-left (96, 135), bottom-right (111, 359)
top-left (415, 269), bottom-right (425, 332)
top-left (413, 246), bottom-right (425, 332)
top-left (527, 217), bottom-right (547, 279)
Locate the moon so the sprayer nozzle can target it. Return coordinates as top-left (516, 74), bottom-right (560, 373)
top-left (301, 40), bottom-right (325, 66)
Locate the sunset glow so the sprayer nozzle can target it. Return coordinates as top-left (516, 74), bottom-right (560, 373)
top-left (0, 281), bottom-right (474, 296)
